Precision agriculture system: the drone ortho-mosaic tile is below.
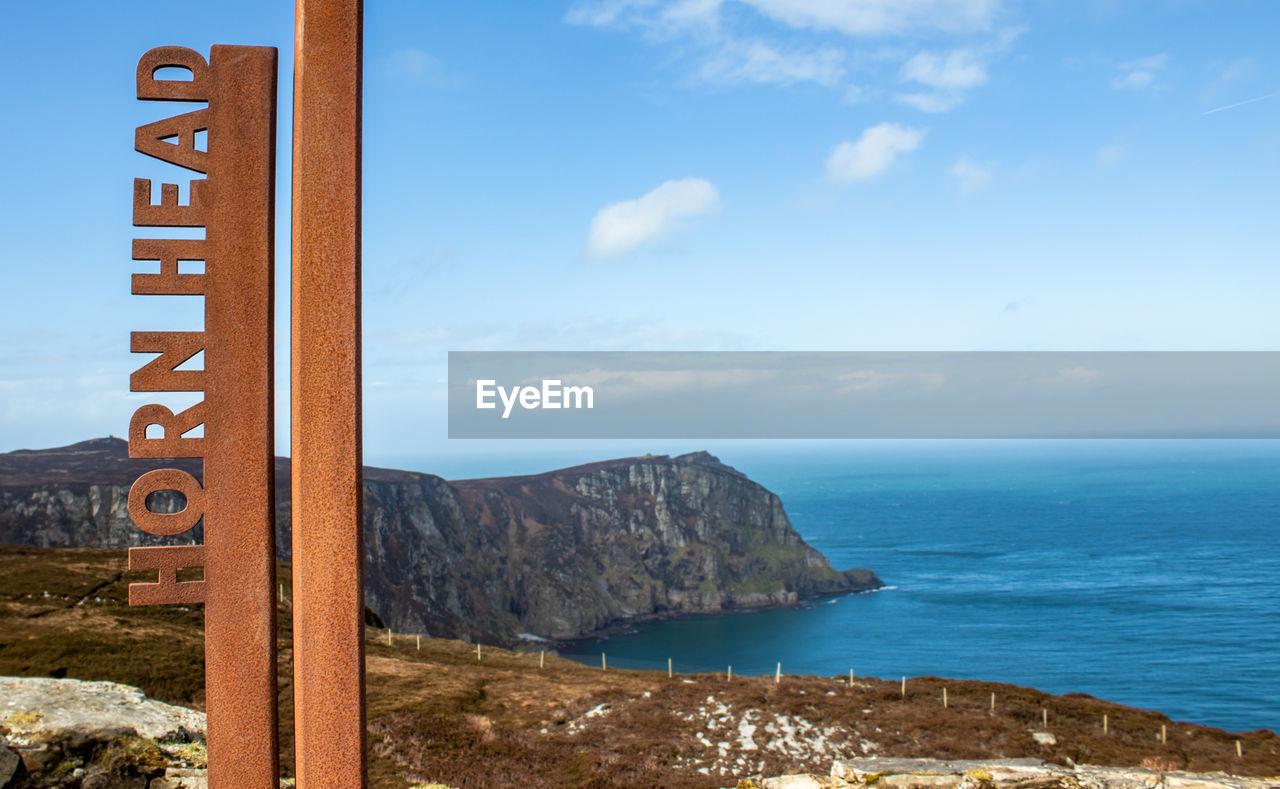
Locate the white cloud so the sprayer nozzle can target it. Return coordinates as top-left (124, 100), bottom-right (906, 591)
top-left (697, 38), bottom-right (846, 86)
top-left (949, 156), bottom-right (991, 193)
top-left (567, 0), bottom-right (1005, 36)
top-left (825, 122), bottom-right (925, 182)
top-left (894, 38), bottom-right (1015, 112)
top-left (586, 178), bottom-right (720, 258)
top-left (902, 48), bottom-right (987, 88)
top-left (566, 1), bottom-right (1016, 99)
top-left (1111, 53), bottom-right (1168, 90)
top-left (896, 91), bottom-right (963, 113)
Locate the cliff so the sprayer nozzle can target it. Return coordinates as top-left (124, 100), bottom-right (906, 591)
top-left (0, 438), bottom-right (881, 644)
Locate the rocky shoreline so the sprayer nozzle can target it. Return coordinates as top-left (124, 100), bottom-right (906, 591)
top-left (546, 582), bottom-right (883, 648)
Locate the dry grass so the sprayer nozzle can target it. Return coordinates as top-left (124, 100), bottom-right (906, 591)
top-left (2, 546), bottom-right (1277, 788)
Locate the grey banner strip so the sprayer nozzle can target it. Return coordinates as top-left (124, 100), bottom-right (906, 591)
top-left (447, 352), bottom-right (1280, 439)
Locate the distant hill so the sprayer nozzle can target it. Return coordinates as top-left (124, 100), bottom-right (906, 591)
top-left (0, 438), bottom-right (880, 645)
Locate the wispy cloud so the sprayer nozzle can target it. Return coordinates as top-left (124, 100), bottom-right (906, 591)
top-left (383, 48), bottom-right (463, 88)
top-left (897, 48), bottom-right (986, 111)
top-left (837, 369), bottom-right (947, 394)
top-left (727, 0), bottom-right (1004, 36)
top-left (895, 27), bottom-right (1020, 112)
top-left (567, 0), bottom-right (1007, 36)
top-left (1202, 89), bottom-right (1280, 116)
top-left (1002, 296), bottom-right (1028, 313)
top-left (586, 178), bottom-right (720, 258)
top-left (897, 91), bottom-right (964, 113)
top-left (696, 38), bottom-right (847, 86)
top-left (1111, 53), bottom-right (1168, 90)
top-left (566, 0), bottom-right (1017, 101)
top-left (826, 123), bottom-right (925, 182)
top-left (369, 244), bottom-right (458, 300)
top-left (949, 156), bottom-right (991, 193)
top-left (1097, 144), bottom-right (1124, 168)
top-left (903, 48), bottom-right (988, 88)
top-left (1213, 57), bottom-right (1258, 85)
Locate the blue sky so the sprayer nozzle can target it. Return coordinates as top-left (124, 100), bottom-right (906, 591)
top-left (0, 1), bottom-right (1277, 466)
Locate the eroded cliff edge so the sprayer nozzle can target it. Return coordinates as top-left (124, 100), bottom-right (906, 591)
top-left (0, 438), bottom-right (882, 645)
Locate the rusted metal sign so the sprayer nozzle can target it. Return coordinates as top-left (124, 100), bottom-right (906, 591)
top-left (127, 45), bottom-right (280, 788)
top-left (291, 1), bottom-right (368, 785)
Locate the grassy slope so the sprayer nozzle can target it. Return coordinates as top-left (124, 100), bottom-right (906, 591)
top-left (1, 545), bottom-right (1276, 787)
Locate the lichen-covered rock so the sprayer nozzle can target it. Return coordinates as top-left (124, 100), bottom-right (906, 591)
top-left (0, 677), bottom-right (205, 788)
top-left (149, 768), bottom-right (208, 788)
top-left (761, 775), bottom-right (834, 788)
top-left (825, 758), bottom-right (1280, 789)
top-left (0, 677), bottom-right (205, 743)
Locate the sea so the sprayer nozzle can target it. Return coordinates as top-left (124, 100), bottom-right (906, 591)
top-left (403, 440), bottom-right (1280, 734)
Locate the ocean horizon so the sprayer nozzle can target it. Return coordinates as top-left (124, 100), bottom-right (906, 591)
top-left (401, 440), bottom-right (1280, 734)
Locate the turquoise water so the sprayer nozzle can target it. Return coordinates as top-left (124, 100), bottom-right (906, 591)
top-left (554, 441), bottom-right (1280, 733)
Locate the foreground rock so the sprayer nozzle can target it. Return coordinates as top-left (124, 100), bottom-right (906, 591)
top-left (0, 677), bottom-right (206, 788)
top-left (0, 439), bottom-right (881, 645)
top-left (743, 757), bottom-right (1280, 789)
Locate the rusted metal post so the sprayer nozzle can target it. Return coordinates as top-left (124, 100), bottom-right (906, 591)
top-left (128, 45), bottom-right (280, 788)
top-left (203, 45), bottom-right (280, 788)
top-left (291, 0), bottom-right (366, 786)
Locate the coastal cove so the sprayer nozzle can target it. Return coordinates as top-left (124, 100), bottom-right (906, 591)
top-left (4, 438), bottom-right (1276, 737)
top-left (550, 441), bottom-right (1280, 735)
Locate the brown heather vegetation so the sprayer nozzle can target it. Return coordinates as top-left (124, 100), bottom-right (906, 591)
top-left (1, 545), bottom-right (1277, 787)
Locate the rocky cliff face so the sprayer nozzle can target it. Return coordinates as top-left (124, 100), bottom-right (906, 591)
top-left (0, 439), bottom-right (881, 645)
